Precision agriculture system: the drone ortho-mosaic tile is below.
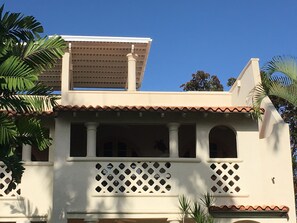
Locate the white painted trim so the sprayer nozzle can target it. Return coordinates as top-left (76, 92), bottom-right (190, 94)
top-left (91, 194), bottom-right (178, 197)
top-left (22, 162), bottom-right (54, 166)
top-left (58, 35), bottom-right (152, 43)
top-left (67, 157), bottom-right (201, 163)
top-left (213, 193), bottom-right (249, 197)
top-left (0, 161), bottom-right (53, 166)
top-left (207, 158), bottom-right (243, 163)
top-left (0, 196), bottom-right (23, 201)
top-left (67, 89), bottom-right (232, 95)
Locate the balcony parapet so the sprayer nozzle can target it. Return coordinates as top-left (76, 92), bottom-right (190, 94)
top-left (61, 90), bottom-right (232, 107)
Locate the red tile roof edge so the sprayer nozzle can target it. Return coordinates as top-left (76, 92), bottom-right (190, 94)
top-left (209, 205), bottom-right (289, 213)
top-left (53, 105), bottom-right (264, 113)
top-left (1, 105), bottom-right (265, 116)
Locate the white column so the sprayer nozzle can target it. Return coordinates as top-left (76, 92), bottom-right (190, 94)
top-left (126, 52), bottom-right (138, 91)
top-left (85, 122), bottom-right (98, 157)
top-left (168, 123), bottom-right (180, 158)
top-left (22, 144), bottom-right (32, 162)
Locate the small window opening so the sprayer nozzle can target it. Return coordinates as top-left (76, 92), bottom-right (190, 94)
top-left (179, 124), bottom-right (196, 158)
top-left (70, 123), bottom-right (87, 157)
top-left (209, 125), bottom-right (237, 158)
top-left (31, 128), bottom-right (50, 161)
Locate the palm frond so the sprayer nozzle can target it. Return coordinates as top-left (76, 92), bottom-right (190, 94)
top-left (18, 36), bottom-right (66, 72)
top-left (190, 201), bottom-right (212, 223)
top-left (0, 94), bottom-right (31, 113)
top-left (200, 192), bottom-right (215, 209)
top-left (0, 4), bottom-right (43, 43)
top-left (0, 55), bottom-right (37, 91)
top-left (0, 113), bottom-right (17, 145)
top-left (16, 117), bottom-right (51, 150)
top-left (0, 151), bottom-right (24, 187)
top-left (179, 195), bottom-right (191, 214)
top-left (22, 82), bottom-right (59, 110)
top-left (0, 5), bottom-right (59, 189)
top-left (263, 56), bottom-right (297, 81)
top-left (25, 82), bottom-right (55, 95)
top-left (250, 57), bottom-right (297, 118)
top-left (268, 78), bottom-right (297, 107)
top-left (18, 94), bottom-right (58, 112)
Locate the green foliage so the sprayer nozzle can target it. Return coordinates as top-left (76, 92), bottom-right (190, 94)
top-left (0, 5), bottom-right (66, 188)
top-left (227, 77), bottom-right (236, 87)
top-left (179, 194), bottom-right (191, 215)
top-left (0, 113), bottom-right (17, 144)
top-left (179, 195), bottom-right (191, 223)
top-left (200, 192), bottom-right (215, 208)
top-left (178, 194), bottom-right (215, 223)
top-left (251, 56), bottom-right (297, 114)
top-left (180, 70), bottom-right (223, 91)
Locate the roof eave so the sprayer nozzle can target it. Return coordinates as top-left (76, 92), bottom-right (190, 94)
top-left (58, 35), bottom-right (152, 43)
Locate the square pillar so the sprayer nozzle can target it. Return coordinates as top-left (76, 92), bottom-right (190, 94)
top-left (22, 144), bottom-right (32, 162)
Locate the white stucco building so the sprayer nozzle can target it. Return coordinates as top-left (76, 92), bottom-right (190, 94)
top-left (0, 36), bottom-right (295, 223)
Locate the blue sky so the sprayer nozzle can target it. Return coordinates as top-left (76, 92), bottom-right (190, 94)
top-left (4, 0), bottom-right (297, 91)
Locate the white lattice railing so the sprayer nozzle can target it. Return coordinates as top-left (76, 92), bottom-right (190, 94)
top-left (94, 161), bottom-right (172, 194)
top-left (209, 162), bottom-right (242, 195)
top-left (0, 165), bottom-right (21, 197)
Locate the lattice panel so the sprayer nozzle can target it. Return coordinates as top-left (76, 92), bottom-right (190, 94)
top-left (0, 165), bottom-right (21, 197)
top-left (95, 161), bottom-right (172, 194)
top-left (210, 162), bottom-right (241, 194)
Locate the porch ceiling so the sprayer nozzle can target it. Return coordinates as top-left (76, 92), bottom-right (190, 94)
top-left (39, 36), bottom-right (152, 90)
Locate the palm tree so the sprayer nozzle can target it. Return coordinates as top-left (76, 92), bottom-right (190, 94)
top-left (0, 5), bottom-right (66, 188)
top-left (251, 56), bottom-right (297, 115)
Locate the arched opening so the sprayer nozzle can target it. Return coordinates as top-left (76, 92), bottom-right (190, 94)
top-left (209, 125), bottom-right (237, 158)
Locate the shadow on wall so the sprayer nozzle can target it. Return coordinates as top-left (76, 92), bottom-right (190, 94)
top-left (49, 156), bottom-right (119, 222)
top-left (5, 198), bottom-right (50, 222)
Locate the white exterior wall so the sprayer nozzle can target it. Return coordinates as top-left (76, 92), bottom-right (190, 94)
top-left (230, 58), bottom-right (262, 106)
top-left (49, 112), bottom-right (294, 223)
top-left (61, 90), bottom-right (232, 107)
top-left (0, 164), bottom-right (53, 222)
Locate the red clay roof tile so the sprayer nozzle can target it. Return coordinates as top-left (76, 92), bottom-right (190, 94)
top-left (209, 205), bottom-right (289, 213)
top-left (54, 105), bottom-right (262, 113)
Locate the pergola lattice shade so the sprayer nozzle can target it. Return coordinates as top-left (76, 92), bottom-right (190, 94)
top-left (39, 36), bottom-right (152, 90)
